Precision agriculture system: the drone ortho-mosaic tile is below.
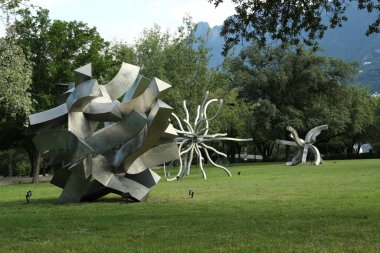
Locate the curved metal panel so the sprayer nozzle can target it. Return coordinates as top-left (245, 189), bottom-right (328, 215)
top-left (119, 77), bottom-right (170, 116)
top-left (66, 79), bottom-right (101, 112)
top-left (33, 129), bottom-right (94, 164)
top-left (83, 100), bottom-right (122, 122)
top-left (104, 62), bottom-right (140, 100)
top-left (85, 110), bottom-right (147, 155)
top-left (74, 63), bottom-right (92, 86)
top-left (29, 103), bottom-right (68, 131)
top-left (276, 125), bottom-right (327, 166)
top-left (128, 141), bottom-right (179, 174)
top-left (119, 100), bottom-right (173, 171)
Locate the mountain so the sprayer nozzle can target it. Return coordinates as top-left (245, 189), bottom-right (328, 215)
top-left (195, 6), bottom-right (380, 92)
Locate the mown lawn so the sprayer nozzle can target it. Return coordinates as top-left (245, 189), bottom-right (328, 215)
top-left (0, 160), bottom-right (379, 253)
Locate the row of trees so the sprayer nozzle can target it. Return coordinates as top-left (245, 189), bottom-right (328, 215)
top-left (0, 1), bottom-right (379, 177)
top-left (224, 44), bottom-right (379, 159)
top-left (0, 3), bottom-right (247, 177)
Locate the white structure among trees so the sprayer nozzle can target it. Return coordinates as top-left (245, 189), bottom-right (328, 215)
top-left (276, 125), bottom-right (328, 166)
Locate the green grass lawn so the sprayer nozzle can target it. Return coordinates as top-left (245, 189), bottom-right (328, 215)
top-left (0, 160), bottom-right (379, 253)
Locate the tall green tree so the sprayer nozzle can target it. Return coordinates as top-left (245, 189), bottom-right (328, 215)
top-left (0, 0), bottom-right (33, 146)
top-left (14, 7), bottom-right (111, 109)
top-left (209, 0), bottom-right (380, 53)
top-left (0, 0), bottom-right (34, 177)
top-left (342, 86), bottom-right (375, 154)
top-left (109, 17), bottom-right (218, 113)
top-left (0, 36), bottom-right (33, 153)
top-left (110, 19), bottom-right (250, 162)
top-left (0, 37), bottom-right (32, 125)
top-left (12, 7), bottom-right (112, 180)
top-left (368, 95), bottom-right (380, 154)
top-left (225, 45), bottom-right (359, 159)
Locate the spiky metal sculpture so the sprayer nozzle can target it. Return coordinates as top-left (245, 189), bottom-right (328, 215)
top-left (168, 91), bottom-right (252, 181)
top-left (29, 63), bottom-right (178, 203)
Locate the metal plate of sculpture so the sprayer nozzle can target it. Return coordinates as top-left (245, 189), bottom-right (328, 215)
top-left (169, 91), bottom-right (252, 181)
top-left (276, 125), bottom-right (328, 166)
top-left (29, 63), bottom-right (179, 203)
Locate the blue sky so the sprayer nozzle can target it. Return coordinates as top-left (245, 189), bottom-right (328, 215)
top-left (23, 0), bottom-right (235, 43)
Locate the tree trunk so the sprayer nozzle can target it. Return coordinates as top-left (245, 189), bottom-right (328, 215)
top-left (32, 150), bottom-right (42, 184)
top-left (285, 128), bottom-right (290, 161)
top-left (8, 151), bottom-right (13, 177)
top-left (23, 140), bottom-right (36, 177)
top-left (275, 143), bottom-right (280, 161)
top-left (29, 152), bottom-right (35, 177)
top-left (346, 139), bottom-right (355, 154)
top-left (355, 143), bottom-right (362, 158)
top-left (41, 159), bottom-right (46, 176)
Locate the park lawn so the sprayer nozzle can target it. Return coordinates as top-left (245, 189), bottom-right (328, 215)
top-left (0, 160), bottom-right (379, 253)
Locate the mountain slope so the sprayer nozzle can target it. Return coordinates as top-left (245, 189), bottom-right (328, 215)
top-left (195, 6), bottom-right (380, 92)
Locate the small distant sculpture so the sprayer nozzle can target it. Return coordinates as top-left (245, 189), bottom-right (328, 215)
top-left (29, 63), bottom-right (178, 203)
top-left (169, 91), bottom-right (252, 180)
top-left (276, 125), bottom-right (328, 166)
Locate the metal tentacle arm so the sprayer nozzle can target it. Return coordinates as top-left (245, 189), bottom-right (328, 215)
top-left (276, 125), bottom-right (328, 166)
top-left (169, 91), bottom-right (253, 180)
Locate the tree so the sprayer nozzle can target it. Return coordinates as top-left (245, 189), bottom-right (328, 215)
top-left (110, 18), bottom-right (251, 163)
top-left (368, 95), bottom-right (380, 154)
top-left (0, 37), bottom-right (32, 125)
top-left (14, 7), bottom-right (111, 109)
top-left (110, 17), bottom-right (217, 113)
top-left (209, 0), bottom-right (380, 54)
top-left (0, 0), bottom-right (34, 178)
top-left (341, 86), bottom-right (375, 154)
top-left (0, 0), bottom-right (33, 148)
top-left (12, 7), bottom-right (112, 181)
top-left (0, 36), bottom-right (33, 176)
top-left (0, 2), bottom-right (32, 122)
top-left (225, 44), bottom-right (359, 160)
top-left (131, 18), bottom-right (213, 112)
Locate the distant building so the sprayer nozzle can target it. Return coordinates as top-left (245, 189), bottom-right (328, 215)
top-left (353, 144), bottom-right (372, 154)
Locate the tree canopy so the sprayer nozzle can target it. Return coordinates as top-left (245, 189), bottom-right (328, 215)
top-left (224, 44), bottom-right (375, 159)
top-left (209, 0), bottom-right (380, 54)
top-left (0, 37), bottom-right (32, 123)
top-left (14, 7), bottom-right (110, 110)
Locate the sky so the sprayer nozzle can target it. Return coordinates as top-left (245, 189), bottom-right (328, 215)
top-left (16, 0), bottom-right (236, 43)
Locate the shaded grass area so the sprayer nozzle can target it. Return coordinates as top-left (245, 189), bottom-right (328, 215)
top-left (0, 160), bottom-right (380, 252)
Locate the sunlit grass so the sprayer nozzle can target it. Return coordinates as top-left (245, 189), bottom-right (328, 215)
top-left (0, 160), bottom-right (379, 252)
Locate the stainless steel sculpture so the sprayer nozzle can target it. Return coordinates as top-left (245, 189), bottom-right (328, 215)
top-left (29, 63), bottom-right (178, 203)
top-left (169, 91), bottom-right (252, 181)
top-left (276, 125), bottom-right (328, 166)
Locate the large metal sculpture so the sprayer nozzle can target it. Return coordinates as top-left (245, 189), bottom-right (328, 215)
top-left (276, 125), bottom-right (328, 166)
top-left (29, 63), bottom-right (179, 203)
top-left (169, 91), bottom-right (252, 181)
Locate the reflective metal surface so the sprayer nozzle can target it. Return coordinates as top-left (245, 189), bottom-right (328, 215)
top-left (104, 62), bottom-right (140, 100)
top-left (276, 125), bottom-right (328, 166)
top-left (29, 62), bottom-right (177, 203)
top-left (29, 104), bottom-right (68, 132)
top-left (169, 91), bottom-right (252, 181)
